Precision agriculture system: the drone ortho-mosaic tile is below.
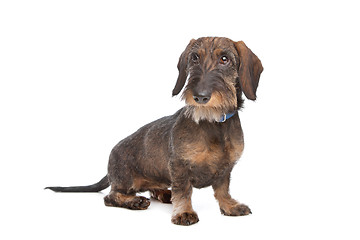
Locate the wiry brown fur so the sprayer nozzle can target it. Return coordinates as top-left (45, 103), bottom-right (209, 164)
top-left (46, 37), bottom-right (263, 226)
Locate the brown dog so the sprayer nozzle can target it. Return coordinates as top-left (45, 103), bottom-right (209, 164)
top-left (46, 37), bottom-right (263, 225)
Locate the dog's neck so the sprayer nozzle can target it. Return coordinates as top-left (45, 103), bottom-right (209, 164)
top-left (184, 106), bottom-right (237, 124)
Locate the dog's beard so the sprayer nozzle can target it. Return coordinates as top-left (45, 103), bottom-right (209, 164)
top-left (184, 106), bottom-right (225, 123)
top-left (182, 91), bottom-right (237, 123)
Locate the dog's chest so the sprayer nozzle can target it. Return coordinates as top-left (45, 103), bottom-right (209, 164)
top-left (183, 131), bottom-right (244, 188)
top-left (171, 116), bottom-right (244, 188)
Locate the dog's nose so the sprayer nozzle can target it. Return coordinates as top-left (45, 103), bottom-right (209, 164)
top-left (193, 94), bottom-right (211, 104)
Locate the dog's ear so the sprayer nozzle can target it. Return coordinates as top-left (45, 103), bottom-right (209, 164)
top-left (172, 39), bottom-right (196, 96)
top-left (234, 41), bottom-right (263, 100)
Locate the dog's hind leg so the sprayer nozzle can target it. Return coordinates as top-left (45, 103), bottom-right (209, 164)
top-left (104, 189), bottom-right (150, 210)
top-left (150, 189), bottom-right (172, 203)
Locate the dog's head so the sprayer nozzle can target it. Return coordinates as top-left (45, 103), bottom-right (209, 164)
top-left (172, 37), bottom-right (263, 123)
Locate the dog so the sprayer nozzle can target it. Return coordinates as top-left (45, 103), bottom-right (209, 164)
top-left (46, 37), bottom-right (263, 225)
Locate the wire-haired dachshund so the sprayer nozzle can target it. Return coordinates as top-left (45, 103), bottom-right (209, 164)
top-left (46, 37), bottom-right (264, 226)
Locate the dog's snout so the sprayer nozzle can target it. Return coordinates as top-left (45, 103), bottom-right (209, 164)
top-left (193, 94), bottom-right (211, 104)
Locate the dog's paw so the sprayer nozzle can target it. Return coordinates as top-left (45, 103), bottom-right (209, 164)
top-left (104, 195), bottom-right (150, 210)
top-left (171, 211), bottom-right (199, 226)
top-left (221, 204), bottom-right (252, 216)
top-left (129, 196), bottom-right (151, 210)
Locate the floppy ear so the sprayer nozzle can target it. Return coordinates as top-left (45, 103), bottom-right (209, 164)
top-left (234, 41), bottom-right (263, 100)
top-left (172, 39), bottom-right (196, 96)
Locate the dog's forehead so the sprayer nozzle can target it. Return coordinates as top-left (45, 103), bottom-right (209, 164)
top-left (193, 37), bottom-right (235, 53)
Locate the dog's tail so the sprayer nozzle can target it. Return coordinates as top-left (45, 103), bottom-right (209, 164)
top-left (45, 175), bottom-right (109, 192)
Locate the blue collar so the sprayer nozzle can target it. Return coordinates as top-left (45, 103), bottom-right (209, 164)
top-left (218, 111), bottom-right (237, 123)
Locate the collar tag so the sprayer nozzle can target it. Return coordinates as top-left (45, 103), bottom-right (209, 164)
top-left (218, 111), bottom-right (236, 122)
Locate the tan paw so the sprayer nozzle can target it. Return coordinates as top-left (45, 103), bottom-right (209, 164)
top-left (171, 211), bottom-right (199, 225)
top-left (221, 204), bottom-right (252, 216)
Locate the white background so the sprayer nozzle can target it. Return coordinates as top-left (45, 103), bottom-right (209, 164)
top-left (1, 0), bottom-right (359, 239)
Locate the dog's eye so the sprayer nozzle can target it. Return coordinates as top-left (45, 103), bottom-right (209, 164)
top-left (219, 56), bottom-right (230, 65)
top-left (191, 53), bottom-right (200, 63)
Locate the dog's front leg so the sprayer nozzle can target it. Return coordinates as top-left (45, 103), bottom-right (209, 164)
top-left (171, 181), bottom-right (199, 225)
top-left (170, 162), bottom-right (199, 225)
top-left (212, 173), bottom-right (252, 216)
